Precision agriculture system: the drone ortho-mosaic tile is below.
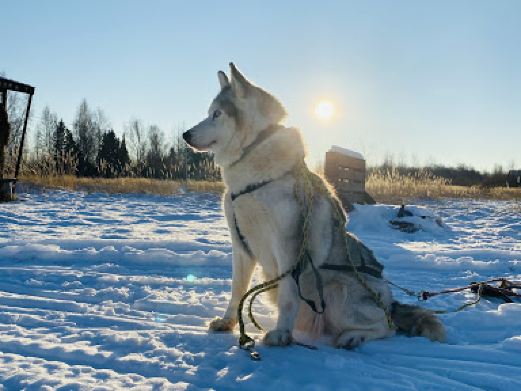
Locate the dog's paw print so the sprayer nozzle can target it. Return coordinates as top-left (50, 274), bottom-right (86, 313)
top-left (263, 329), bottom-right (292, 346)
top-left (208, 317), bottom-right (236, 332)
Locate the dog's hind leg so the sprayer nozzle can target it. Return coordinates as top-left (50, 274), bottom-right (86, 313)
top-left (324, 279), bottom-right (395, 349)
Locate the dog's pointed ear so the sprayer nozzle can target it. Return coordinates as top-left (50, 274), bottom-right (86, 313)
top-left (217, 71), bottom-right (229, 89)
top-left (229, 62), bottom-right (250, 98)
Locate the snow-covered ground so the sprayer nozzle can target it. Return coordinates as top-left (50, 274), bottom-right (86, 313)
top-left (0, 187), bottom-right (520, 390)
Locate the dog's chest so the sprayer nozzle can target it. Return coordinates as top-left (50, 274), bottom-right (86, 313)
top-left (230, 182), bottom-right (300, 269)
top-left (233, 195), bottom-right (274, 247)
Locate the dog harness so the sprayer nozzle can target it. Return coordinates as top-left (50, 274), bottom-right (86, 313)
top-left (229, 130), bottom-right (392, 358)
top-left (229, 128), bottom-right (384, 326)
top-left (228, 125), bottom-right (286, 258)
top-left (231, 175), bottom-right (383, 275)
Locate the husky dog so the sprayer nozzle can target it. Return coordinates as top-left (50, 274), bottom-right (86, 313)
top-left (183, 63), bottom-right (445, 348)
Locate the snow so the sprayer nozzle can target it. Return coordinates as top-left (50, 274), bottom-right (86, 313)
top-left (329, 145), bottom-right (364, 160)
top-left (0, 187), bottom-right (520, 390)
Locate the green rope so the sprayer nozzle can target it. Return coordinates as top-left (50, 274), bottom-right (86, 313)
top-left (236, 162), bottom-right (315, 353)
top-left (431, 283), bottom-right (485, 314)
top-left (248, 283), bottom-right (279, 331)
top-left (386, 279), bottom-right (420, 297)
top-left (236, 161), bottom-right (397, 356)
top-left (237, 273), bottom-right (287, 348)
top-left (299, 163), bottom-right (396, 329)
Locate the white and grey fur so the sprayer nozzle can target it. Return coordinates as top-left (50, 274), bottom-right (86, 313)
top-left (183, 63), bottom-right (445, 348)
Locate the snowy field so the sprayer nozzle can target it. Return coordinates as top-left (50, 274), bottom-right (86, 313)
top-left (0, 187), bottom-right (520, 390)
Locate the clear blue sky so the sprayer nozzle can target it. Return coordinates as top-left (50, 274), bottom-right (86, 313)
top-left (3, 0), bottom-right (520, 170)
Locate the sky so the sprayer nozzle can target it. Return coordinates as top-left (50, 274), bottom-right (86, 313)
top-left (2, 0), bottom-right (520, 171)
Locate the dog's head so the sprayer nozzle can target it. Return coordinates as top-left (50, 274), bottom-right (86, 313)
top-left (183, 63), bottom-right (286, 166)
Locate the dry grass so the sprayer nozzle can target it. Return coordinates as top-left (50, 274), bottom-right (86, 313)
top-left (18, 171), bottom-right (521, 201)
top-left (366, 168), bottom-right (521, 203)
top-left (20, 175), bottom-right (223, 195)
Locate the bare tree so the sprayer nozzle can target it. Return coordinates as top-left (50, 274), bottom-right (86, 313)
top-left (6, 92), bottom-right (30, 154)
top-left (35, 106), bottom-right (58, 157)
top-left (0, 72), bottom-right (29, 152)
top-left (92, 108), bottom-right (110, 158)
top-left (33, 121), bottom-right (43, 159)
top-left (73, 99), bottom-right (96, 165)
top-left (148, 125), bottom-right (164, 157)
top-left (125, 118), bottom-right (147, 166)
top-left (146, 125), bottom-right (165, 178)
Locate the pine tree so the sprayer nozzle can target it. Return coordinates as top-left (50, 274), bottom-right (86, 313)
top-left (164, 146), bottom-right (178, 179)
top-left (97, 130), bottom-right (120, 178)
top-left (73, 99), bottom-right (96, 176)
top-left (63, 128), bottom-right (79, 175)
top-left (53, 120), bottom-right (66, 174)
top-left (118, 135), bottom-right (130, 176)
top-left (146, 125), bottom-right (164, 178)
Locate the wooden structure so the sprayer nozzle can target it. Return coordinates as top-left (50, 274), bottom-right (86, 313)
top-left (0, 76), bottom-right (35, 201)
top-left (506, 170), bottom-right (521, 188)
top-left (324, 145), bottom-right (375, 211)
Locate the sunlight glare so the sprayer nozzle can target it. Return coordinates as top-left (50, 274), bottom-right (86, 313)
top-left (314, 100), bottom-right (335, 120)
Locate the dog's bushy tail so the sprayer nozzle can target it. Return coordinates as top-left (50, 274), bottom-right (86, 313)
top-left (391, 302), bottom-right (446, 342)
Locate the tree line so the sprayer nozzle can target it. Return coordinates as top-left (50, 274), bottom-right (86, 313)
top-left (29, 99), bottom-right (219, 180)
top-left (367, 159), bottom-right (514, 188)
top-left (2, 92), bottom-right (515, 186)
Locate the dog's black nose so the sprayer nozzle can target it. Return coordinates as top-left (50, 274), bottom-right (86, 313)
top-left (182, 131), bottom-right (192, 143)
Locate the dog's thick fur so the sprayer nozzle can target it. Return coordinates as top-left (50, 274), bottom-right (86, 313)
top-left (184, 63), bottom-right (445, 348)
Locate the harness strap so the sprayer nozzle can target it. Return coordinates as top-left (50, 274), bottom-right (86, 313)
top-left (231, 178), bottom-right (273, 256)
top-left (233, 213), bottom-right (254, 257)
top-left (230, 164), bottom-right (300, 257)
top-left (231, 180), bottom-right (273, 201)
top-left (228, 125), bottom-right (279, 169)
top-left (231, 162), bottom-right (303, 201)
top-left (320, 263), bottom-right (382, 279)
top-left (292, 250), bottom-right (326, 314)
top-left (228, 127), bottom-right (281, 258)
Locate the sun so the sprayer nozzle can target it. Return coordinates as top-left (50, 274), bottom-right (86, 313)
top-left (314, 100), bottom-right (335, 120)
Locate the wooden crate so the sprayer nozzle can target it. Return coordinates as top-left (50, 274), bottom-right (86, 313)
top-left (324, 147), bottom-right (375, 211)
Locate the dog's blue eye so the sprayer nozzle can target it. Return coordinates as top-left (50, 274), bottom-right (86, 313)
top-left (212, 109), bottom-right (221, 120)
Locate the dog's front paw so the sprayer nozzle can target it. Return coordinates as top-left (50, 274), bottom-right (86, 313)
top-left (335, 330), bottom-right (367, 349)
top-left (263, 329), bottom-right (292, 346)
top-left (209, 317), bottom-right (236, 332)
